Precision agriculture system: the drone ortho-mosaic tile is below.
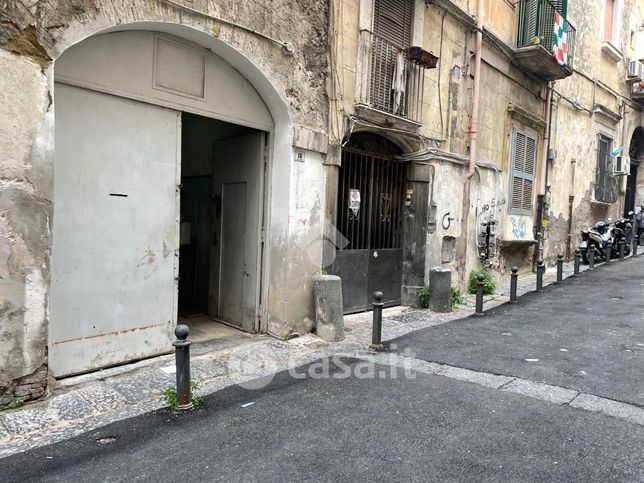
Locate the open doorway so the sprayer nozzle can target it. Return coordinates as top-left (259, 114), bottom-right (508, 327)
top-left (178, 113), bottom-right (265, 341)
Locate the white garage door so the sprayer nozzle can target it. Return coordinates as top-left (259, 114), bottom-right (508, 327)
top-left (50, 84), bottom-right (180, 377)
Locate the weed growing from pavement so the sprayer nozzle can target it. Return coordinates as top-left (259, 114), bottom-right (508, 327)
top-left (450, 287), bottom-right (465, 307)
top-left (0, 397), bottom-right (25, 411)
top-left (468, 268), bottom-right (496, 295)
top-left (417, 286), bottom-right (429, 308)
top-left (162, 382), bottom-right (204, 410)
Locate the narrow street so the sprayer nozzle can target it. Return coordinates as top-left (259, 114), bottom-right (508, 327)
top-left (1, 259), bottom-right (642, 482)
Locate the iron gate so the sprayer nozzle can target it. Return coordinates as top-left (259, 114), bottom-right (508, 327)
top-left (329, 149), bottom-right (405, 313)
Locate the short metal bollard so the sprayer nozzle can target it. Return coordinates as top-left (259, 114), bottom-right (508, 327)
top-left (370, 291), bottom-right (384, 351)
top-left (588, 246), bottom-right (595, 270)
top-left (474, 273), bottom-right (484, 316)
top-left (605, 241), bottom-right (612, 264)
top-left (173, 324), bottom-right (193, 410)
top-left (573, 249), bottom-right (581, 276)
top-left (509, 267), bottom-right (518, 304)
top-left (619, 237), bottom-right (625, 261)
top-left (634, 233), bottom-right (639, 257)
top-left (556, 254), bottom-right (564, 282)
top-left (536, 259), bottom-right (544, 292)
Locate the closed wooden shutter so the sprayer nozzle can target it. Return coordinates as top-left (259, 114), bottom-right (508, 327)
top-left (373, 0), bottom-right (414, 49)
top-left (510, 130), bottom-right (536, 214)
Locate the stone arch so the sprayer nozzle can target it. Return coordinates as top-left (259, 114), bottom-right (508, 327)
top-left (46, 21), bottom-right (297, 374)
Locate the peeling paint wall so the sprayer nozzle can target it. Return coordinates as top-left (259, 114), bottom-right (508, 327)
top-left (0, 0), bottom-right (329, 399)
top-left (543, 0), bottom-right (643, 262)
top-left (333, 0), bottom-right (644, 299)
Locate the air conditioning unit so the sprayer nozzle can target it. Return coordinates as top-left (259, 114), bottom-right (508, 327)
top-left (612, 155), bottom-right (631, 176)
top-left (627, 60), bottom-right (643, 80)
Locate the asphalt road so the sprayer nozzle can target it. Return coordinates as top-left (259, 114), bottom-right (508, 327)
top-left (389, 256), bottom-right (644, 406)
top-left (1, 259), bottom-right (643, 482)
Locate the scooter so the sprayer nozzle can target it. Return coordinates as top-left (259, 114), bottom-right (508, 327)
top-left (611, 215), bottom-right (633, 257)
top-left (580, 221), bottom-right (612, 264)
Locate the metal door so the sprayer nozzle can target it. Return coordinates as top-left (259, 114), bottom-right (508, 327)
top-left (208, 133), bottom-right (264, 332)
top-left (50, 84), bottom-right (180, 377)
top-left (219, 182), bottom-right (248, 325)
top-left (329, 149), bottom-right (405, 313)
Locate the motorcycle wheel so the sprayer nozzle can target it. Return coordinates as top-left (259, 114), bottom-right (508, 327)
top-left (581, 249), bottom-right (589, 265)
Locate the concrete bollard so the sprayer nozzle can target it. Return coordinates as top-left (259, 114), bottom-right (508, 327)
top-left (429, 266), bottom-right (452, 313)
top-left (573, 249), bottom-right (581, 276)
top-left (606, 241), bottom-right (612, 264)
top-left (619, 238), bottom-right (625, 261)
top-left (313, 275), bottom-right (345, 342)
top-left (474, 274), bottom-right (484, 316)
top-left (173, 324), bottom-right (193, 411)
top-left (509, 267), bottom-right (518, 304)
top-left (556, 254), bottom-right (564, 282)
top-left (370, 291), bottom-right (384, 351)
top-left (536, 259), bottom-right (544, 292)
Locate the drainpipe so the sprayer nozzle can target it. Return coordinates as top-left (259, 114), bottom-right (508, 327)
top-left (459, 0), bottom-right (483, 283)
top-left (534, 83), bottom-right (554, 266)
top-left (467, 0), bottom-right (484, 179)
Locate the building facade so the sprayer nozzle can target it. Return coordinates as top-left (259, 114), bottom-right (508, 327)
top-left (328, 0), bottom-right (644, 312)
top-left (2, 0), bottom-right (644, 407)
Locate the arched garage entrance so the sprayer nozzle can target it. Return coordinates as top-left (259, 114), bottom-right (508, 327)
top-left (50, 28), bottom-right (282, 377)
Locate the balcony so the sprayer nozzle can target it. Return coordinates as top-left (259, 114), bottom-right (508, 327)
top-left (513, 0), bottom-right (576, 81)
top-left (356, 35), bottom-right (436, 129)
top-left (632, 81), bottom-right (644, 104)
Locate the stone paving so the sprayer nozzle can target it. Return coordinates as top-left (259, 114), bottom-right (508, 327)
top-left (0, 254), bottom-right (613, 457)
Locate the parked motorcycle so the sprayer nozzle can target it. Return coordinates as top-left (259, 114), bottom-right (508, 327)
top-left (579, 214), bottom-right (633, 264)
top-left (612, 216), bottom-right (633, 256)
top-left (580, 221), bottom-right (612, 264)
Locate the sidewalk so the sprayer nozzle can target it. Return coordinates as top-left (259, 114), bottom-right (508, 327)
top-left (0, 254), bottom-right (616, 457)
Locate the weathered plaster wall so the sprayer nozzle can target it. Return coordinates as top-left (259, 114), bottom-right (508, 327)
top-left (0, 0), bottom-right (329, 399)
top-left (332, 0), bottom-right (548, 291)
top-left (333, 0), bottom-right (643, 290)
top-left (543, 0), bottom-right (643, 262)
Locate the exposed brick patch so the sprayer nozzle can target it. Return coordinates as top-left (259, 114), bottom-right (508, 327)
top-left (0, 365), bottom-right (48, 409)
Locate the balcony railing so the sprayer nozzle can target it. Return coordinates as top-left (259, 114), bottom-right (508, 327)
top-left (515, 0), bottom-right (576, 79)
top-left (367, 35), bottom-right (426, 123)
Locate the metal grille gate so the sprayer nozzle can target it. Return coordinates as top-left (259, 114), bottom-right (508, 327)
top-left (329, 149), bottom-right (405, 313)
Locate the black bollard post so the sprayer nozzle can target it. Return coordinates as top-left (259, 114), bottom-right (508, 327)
top-left (474, 273), bottom-right (484, 316)
top-left (173, 324), bottom-right (192, 410)
top-left (509, 267), bottom-right (518, 304)
top-left (573, 249), bottom-right (581, 276)
top-left (588, 246), bottom-right (595, 270)
top-left (556, 254), bottom-right (564, 282)
top-left (619, 237), bottom-right (625, 261)
top-left (606, 241), bottom-right (612, 264)
top-left (633, 235), bottom-right (639, 257)
top-left (634, 232), bottom-right (639, 257)
top-left (370, 291), bottom-right (384, 351)
top-left (536, 259), bottom-right (544, 292)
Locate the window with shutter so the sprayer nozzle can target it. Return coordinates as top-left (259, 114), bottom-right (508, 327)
top-left (373, 0), bottom-right (414, 49)
top-left (509, 130), bottom-right (537, 214)
top-left (518, 0), bottom-right (567, 48)
top-left (594, 135), bottom-right (614, 203)
top-left (369, 0), bottom-right (414, 115)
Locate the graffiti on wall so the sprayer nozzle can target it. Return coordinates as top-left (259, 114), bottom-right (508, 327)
top-left (479, 197), bottom-right (505, 224)
top-left (510, 216), bottom-right (530, 240)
